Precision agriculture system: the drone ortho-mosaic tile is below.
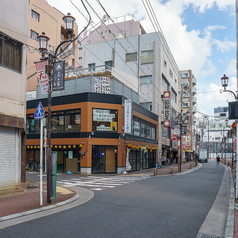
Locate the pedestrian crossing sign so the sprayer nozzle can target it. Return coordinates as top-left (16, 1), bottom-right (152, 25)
top-left (34, 102), bottom-right (45, 119)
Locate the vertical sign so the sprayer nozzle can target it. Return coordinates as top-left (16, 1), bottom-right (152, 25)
top-left (163, 91), bottom-right (171, 127)
top-left (124, 99), bottom-right (132, 133)
top-left (94, 76), bottom-right (110, 94)
top-left (35, 60), bottom-right (49, 94)
top-left (53, 61), bottom-right (65, 91)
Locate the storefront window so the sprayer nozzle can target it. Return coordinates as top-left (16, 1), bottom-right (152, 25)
top-left (27, 109), bottom-right (81, 134)
top-left (92, 109), bottom-right (118, 132)
top-left (146, 125), bottom-right (151, 139)
top-left (133, 120), bottom-right (140, 136)
top-left (140, 123), bottom-right (146, 137)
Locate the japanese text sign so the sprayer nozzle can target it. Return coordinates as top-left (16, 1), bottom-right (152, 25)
top-left (163, 91), bottom-right (170, 127)
top-left (35, 60), bottom-right (49, 94)
top-left (53, 61), bottom-right (65, 91)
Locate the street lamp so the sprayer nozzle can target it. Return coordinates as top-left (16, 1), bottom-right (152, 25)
top-left (176, 110), bottom-right (190, 172)
top-left (220, 74), bottom-right (238, 198)
top-left (37, 13), bottom-right (75, 204)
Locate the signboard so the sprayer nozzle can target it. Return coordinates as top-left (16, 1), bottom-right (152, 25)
top-left (34, 102), bottom-right (45, 119)
top-left (93, 109), bottom-right (115, 122)
top-left (35, 60), bottom-right (49, 94)
top-left (53, 61), bottom-right (65, 91)
top-left (163, 91), bottom-right (170, 127)
top-left (182, 126), bottom-right (187, 135)
top-left (94, 76), bottom-right (110, 94)
top-left (229, 101), bottom-right (238, 119)
top-left (124, 99), bottom-right (132, 133)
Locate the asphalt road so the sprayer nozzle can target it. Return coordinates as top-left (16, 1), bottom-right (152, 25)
top-left (1, 161), bottom-right (225, 238)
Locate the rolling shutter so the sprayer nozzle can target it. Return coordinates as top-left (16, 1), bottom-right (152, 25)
top-left (0, 126), bottom-right (17, 191)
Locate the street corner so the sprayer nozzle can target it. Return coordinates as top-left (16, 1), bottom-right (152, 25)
top-left (56, 186), bottom-right (75, 195)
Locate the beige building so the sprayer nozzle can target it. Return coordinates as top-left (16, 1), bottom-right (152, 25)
top-left (27, 0), bottom-right (78, 99)
top-left (179, 70), bottom-right (197, 153)
top-left (0, 0), bottom-right (29, 190)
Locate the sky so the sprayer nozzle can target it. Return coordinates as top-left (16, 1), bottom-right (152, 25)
top-left (47, 0), bottom-right (236, 117)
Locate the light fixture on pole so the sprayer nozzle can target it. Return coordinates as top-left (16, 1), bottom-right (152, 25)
top-left (37, 13), bottom-right (75, 204)
top-left (220, 74), bottom-right (238, 198)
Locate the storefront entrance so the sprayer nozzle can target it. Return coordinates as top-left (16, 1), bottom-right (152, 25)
top-left (92, 145), bottom-right (117, 174)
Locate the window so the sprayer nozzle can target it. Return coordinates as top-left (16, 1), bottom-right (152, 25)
top-left (109, 30), bottom-right (111, 33)
top-left (171, 89), bottom-right (177, 103)
top-left (183, 102), bottom-right (189, 108)
top-left (126, 52), bottom-right (137, 62)
top-left (164, 60), bottom-right (167, 67)
top-left (105, 61), bottom-right (113, 69)
top-left (92, 109), bottom-right (118, 132)
top-left (0, 34), bottom-right (22, 73)
top-left (140, 102), bottom-right (152, 111)
top-left (183, 92), bottom-right (189, 98)
top-left (162, 76), bottom-right (169, 92)
top-left (88, 63), bottom-right (95, 72)
top-left (141, 50), bottom-right (154, 64)
top-left (140, 75), bottom-right (152, 84)
top-left (30, 30), bottom-right (38, 41)
top-left (31, 10), bottom-right (39, 21)
top-left (169, 69), bottom-right (173, 78)
top-left (182, 72), bottom-right (189, 78)
top-left (78, 47), bottom-right (82, 50)
top-left (133, 117), bottom-right (156, 139)
top-left (78, 57), bottom-right (82, 60)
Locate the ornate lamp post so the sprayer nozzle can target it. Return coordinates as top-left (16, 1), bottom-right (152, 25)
top-left (37, 13), bottom-right (75, 204)
top-left (220, 74), bottom-right (238, 198)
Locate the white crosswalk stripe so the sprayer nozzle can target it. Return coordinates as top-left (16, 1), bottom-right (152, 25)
top-left (58, 176), bottom-right (150, 191)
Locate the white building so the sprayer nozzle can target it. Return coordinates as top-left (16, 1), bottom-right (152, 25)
top-left (0, 0), bottom-right (29, 190)
top-left (77, 16), bottom-right (180, 163)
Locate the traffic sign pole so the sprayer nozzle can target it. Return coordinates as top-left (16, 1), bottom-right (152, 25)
top-left (40, 118), bottom-right (43, 206)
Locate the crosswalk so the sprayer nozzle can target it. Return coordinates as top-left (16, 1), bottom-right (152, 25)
top-left (57, 176), bottom-right (150, 191)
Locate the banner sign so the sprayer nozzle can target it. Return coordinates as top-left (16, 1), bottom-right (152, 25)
top-left (163, 91), bottom-right (170, 127)
top-left (124, 99), bottom-right (132, 133)
top-left (94, 76), bottom-right (110, 94)
top-left (35, 60), bottom-right (49, 94)
top-left (93, 109), bottom-right (115, 122)
top-left (53, 61), bottom-right (65, 91)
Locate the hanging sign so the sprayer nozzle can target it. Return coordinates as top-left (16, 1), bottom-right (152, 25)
top-left (124, 99), bottom-right (132, 133)
top-left (53, 61), bottom-right (65, 91)
top-left (35, 60), bottom-right (49, 94)
top-left (163, 91), bottom-right (170, 127)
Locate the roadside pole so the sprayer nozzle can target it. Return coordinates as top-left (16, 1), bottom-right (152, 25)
top-left (236, 120), bottom-right (238, 198)
top-left (40, 118), bottom-right (43, 206)
top-left (34, 101), bottom-right (45, 206)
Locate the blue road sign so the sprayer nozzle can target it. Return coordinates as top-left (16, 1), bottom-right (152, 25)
top-left (34, 102), bottom-right (45, 119)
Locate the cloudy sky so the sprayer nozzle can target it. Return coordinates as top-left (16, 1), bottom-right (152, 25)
top-left (47, 0), bottom-right (236, 116)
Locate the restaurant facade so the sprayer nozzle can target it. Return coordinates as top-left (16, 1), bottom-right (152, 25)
top-left (26, 92), bottom-right (158, 174)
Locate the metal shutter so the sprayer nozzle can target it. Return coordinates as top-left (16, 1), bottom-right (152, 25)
top-left (0, 126), bottom-right (17, 191)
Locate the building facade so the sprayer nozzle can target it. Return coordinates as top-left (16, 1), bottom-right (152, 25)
top-left (77, 17), bottom-right (180, 165)
top-left (0, 0), bottom-right (29, 190)
top-left (26, 92), bottom-right (158, 174)
top-left (27, 0), bottom-right (78, 100)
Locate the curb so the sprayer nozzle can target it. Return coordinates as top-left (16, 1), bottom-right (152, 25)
top-left (225, 166), bottom-right (235, 238)
top-left (0, 191), bottom-right (80, 222)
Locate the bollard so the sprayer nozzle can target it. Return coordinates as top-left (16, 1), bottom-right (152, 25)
top-left (154, 167), bottom-right (157, 176)
top-left (189, 164), bottom-right (192, 169)
top-left (169, 167), bottom-right (173, 174)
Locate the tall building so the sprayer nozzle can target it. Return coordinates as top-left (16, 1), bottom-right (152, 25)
top-left (27, 0), bottom-right (78, 100)
top-left (214, 106), bottom-right (228, 120)
top-left (77, 16), bottom-right (180, 164)
top-left (0, 0), bottom-right (29, 190)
